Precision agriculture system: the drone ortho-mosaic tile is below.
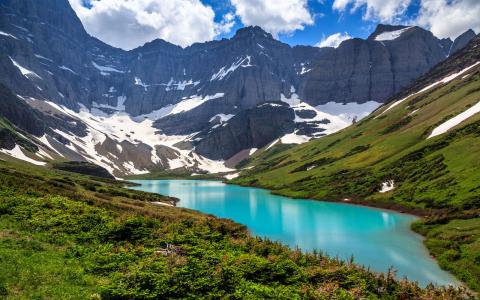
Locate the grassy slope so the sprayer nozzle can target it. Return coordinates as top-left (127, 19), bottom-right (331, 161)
top-left (232, 38), bottom-right (480, 292)
top-left (1, 161), bottom-right (472, 299)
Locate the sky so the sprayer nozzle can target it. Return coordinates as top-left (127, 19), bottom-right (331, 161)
top-left (68, 0), bottom-right (480, 50)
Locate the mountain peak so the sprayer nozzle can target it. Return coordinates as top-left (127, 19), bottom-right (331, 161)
top-left (456, 29), bottom-right (476, 40)
top-left (1, 0), bottom-right (88, 38)
top-left (233, 26), bottom-right (274, 40)
top-left (368, 24), bottom-right (411, 40)
top-left (134, 38), bottom-right (182, 53)
top-left (449, 29), bottom-right (477, 55)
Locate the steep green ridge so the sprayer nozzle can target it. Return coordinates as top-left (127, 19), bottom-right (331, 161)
top-left (1, 161), bottom-right (473, 299)
top-left (52, 161), bottom-right (115, 179)
top-left (0, 117), bottom-right (38, 152)
top-left (232, 36), bottom-right (480, 292)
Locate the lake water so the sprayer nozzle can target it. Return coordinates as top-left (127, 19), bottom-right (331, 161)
top-left (130, 179), bottom-right (459, 287)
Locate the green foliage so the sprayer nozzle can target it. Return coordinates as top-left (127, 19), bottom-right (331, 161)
top-left (381, 116), bottom-right (413, 134)
top-left (0, 161), bottom-right (472, 299)
top-left (413, 218), bottom-right (480, 292)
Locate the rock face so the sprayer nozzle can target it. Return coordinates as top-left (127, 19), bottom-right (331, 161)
top-left (195, 103), bottom-right (296, 160)
top-left (0, 0), bottom-right (477, 174)
top-left (299, 25), bottom-right (453, 105)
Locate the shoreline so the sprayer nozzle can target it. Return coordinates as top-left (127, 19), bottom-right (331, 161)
top-left (228, 180), bottom-right (441, 217)
top-left (130, 178), bottom-right (464, 289)
top-left (127, 177), bottom-right (443, 218)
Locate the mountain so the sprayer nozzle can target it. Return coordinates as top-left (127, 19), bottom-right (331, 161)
top-left (232, 34), bottom-right (480, 291)
top-left (0, 0), bottom-right (476, 177)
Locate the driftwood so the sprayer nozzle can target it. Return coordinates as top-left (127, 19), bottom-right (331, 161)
top-left (155, 243), bottom-right (184, 256)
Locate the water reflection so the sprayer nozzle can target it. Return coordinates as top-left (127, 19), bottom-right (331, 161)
top-left (130, 180), bottom-right (459, 287)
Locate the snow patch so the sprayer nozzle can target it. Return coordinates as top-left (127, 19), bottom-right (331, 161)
top-left (428, 101), bottom-right (480, 139)
top-left (35, 146), bottom-right (53, 160)
top-left (380, 62), bottom-right (480, 116)
top-left (280, 131), bottom-right (310, 144)
top-left (43, 101), bottom-right (232, 175)
top-left (9, 57), bottom-right (42, 79)
top-left (34, 54), bottom-right (52, 62)
top-left (59, 65), bottom-right (78, 75)
top-left (164, 78), bottom-right (200, 91)
top-left (136, 94), bottom-right (224, 121)
top-left (152, 201), bottom-right (174, 207)
top-left (123, 161), bottom-right (149, 175)
top-left (168, 93), bottom-right (224, 115)
top-left (298, 62), bottom-right (311, 75)
top-left (281, 91), bottom-right (351, 138)
top-left (259, 103), bottom-right (283, 108)
top-left (0, 145), bottom-right (46, 165)
top-left (408, 109), bottom-right (420, 116)
top-left (209, 113), bottom-right (234, 123)
top-left (300, 66), bottom-right (311, 74)
top-left (210, 56), bottom-right (253, 81)
top-left (379, 180), bottom-right (395, 193)
top-left (0, 30), bottom-right (17, 39)
top-left (134, 77), bottom-right (149, 90)
top-left (91, 61), bottom-right (124, 75)
top-left (265, 139), bottom-right (280, 150)
top-left (224, 173), bottom-right (240, 180)
top-left (37, 135), bottom-right (64, 157)
top-left (315, 101), bottom-right (382, 123)
top-left (375, 27), bottom-right (412, 41)
top-left (168, 150), bottom-right (233, 174)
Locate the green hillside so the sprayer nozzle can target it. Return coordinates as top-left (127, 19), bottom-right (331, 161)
top-left (232, 36), bottom-right (480, 292)
top-left (2, 160), bottom-right (474, 299)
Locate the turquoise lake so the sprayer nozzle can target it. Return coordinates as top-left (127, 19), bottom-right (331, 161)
top-left (130, 179), bottom-right (459, 287)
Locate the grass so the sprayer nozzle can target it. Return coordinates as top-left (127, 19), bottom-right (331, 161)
top-left (413, 218), bottom-right (480, 292)
top-left (0, 161), bottom-right (473, 299)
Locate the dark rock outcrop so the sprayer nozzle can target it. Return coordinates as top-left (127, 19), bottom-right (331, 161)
top-left (53, 161), bottom-right (115, 179)
top-left (195, 104), bottom-right (295, 160)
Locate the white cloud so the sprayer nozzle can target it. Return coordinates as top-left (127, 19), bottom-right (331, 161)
top-left (415, 0), bottom-right (480, 39)
top-left (230, 0), bottom-right (314, 36)
top-left (316, 32), bottom-right (351, 48)
top-left (332, 0), bottom-right (411, 23)
top-left (215, 12), bottom-right (236, 35)
top-left (68, 0), bottom-right (231, 49)
top-left (331, 0), bottom-right (479, 40)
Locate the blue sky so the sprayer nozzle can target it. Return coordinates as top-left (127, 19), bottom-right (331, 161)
top-left (210, 0), bottom-right (420, 45)
top-left (69, 0), bottom-right (479, 50)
